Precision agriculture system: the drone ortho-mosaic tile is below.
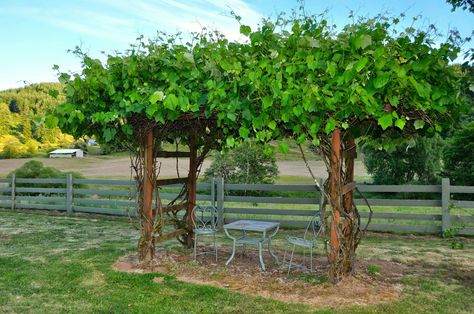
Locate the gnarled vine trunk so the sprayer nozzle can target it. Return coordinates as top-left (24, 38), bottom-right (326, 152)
top-left (136, 129), bottom-right (156, 262)
top-left (129, 117), bottom-right (216, 262)
top-left (319, 129), bottom-right (362, 283)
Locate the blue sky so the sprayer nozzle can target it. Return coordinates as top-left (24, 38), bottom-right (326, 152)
top-left (0, 0), bottom-right (472, 91)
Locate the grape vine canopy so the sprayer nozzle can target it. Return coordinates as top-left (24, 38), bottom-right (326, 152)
top-left (48, 12), bottom-right (470, 283)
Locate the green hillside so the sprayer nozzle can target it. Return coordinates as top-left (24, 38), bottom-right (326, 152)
top-left (0, 83), bottom-right (74, 158)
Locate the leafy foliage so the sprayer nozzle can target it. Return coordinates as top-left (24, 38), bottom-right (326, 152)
top-left (233, 14), bottom-right (469, 148)
top-left (442, 121), bottom-right (474, 185)
top-left (49, 14), bottom-right (468, 153)
top-left (204, 141), bottom-right (279, 184)
top-left (47, 34), bottom-right (252, 150)
top-left (362, 136), bottom-right (444, 185)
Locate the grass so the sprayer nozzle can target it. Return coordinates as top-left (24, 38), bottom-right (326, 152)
top-left (1, 210), bottom-right (473, 313)
top-left (366, 264), bottom-right (381, 276)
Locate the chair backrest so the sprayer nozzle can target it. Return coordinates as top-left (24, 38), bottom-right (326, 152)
top-left (191, 205), bottom-right (219, 231)
top-left (303, 213), bottom-right (322, 242)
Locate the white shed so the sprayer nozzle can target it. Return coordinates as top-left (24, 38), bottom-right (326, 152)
top-left (49, 149), bottom-right (85, 158)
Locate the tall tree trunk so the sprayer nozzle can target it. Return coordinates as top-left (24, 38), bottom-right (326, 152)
top-left (139, 129), bottom-right (155, 261)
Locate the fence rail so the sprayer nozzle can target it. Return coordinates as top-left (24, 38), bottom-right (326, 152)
top-left (0, 175), bottom-right (473, 236)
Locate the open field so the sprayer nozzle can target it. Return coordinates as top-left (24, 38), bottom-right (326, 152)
top-left (0, 210), bottom-right (473, 313)
top-left (0, 156), bottom-right (370, 182)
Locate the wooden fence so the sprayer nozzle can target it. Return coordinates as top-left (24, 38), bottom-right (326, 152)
top-left (0, 175), bottom-right (473, 236)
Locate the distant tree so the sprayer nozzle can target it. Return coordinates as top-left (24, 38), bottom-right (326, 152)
top-left (73, 139), bottom-right (88, 152)
top-left (362, 136), bottom-right (444, 185)
top-left (9, 99), bottom-right (20, 113)
top-left (204, 141), bottom-right (279, 184)
top-left (443, 121), bottom-right (474, 185)
top-left (203, 151), bottom-right (235, 182)
top-left (0, 83), bottom-right (71, 156)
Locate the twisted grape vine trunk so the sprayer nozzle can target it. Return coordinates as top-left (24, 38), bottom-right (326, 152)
top-left (320, 130), bottom-right (362, 283)
top-left (138, 129), bottom-right (156, 261)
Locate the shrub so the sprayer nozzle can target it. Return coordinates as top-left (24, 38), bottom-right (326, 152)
top-left (204, 141), bottom-right (279, 185)
top-left (25, 139), bottom-right (40, 155)
top-left (7, 160), bottom-right (84, 189)
top-left (0, 135), bottom-right (28, 158)
top-left (362, 135), bottom-right (444, 185)
top-left (442, 121), bottom-right (474, 186)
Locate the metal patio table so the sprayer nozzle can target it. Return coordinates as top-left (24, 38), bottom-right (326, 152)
top-left (223, 220), bottom-right (280, 271)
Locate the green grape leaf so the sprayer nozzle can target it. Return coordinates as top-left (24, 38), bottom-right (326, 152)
top-left (149, 91), bottom-right (164, 104)
top-left (240, 25), bottom-right (251, 36)
top-left (378, 114), bottom-right (393, 130)
top-left (355, 34), bottom-right (372, 49)
top-left (414, 119), bottom-right (425, 129)
top-left (395, 118), bottom-right (406, 130)
top-left (325, 118), bottom-right (337, 134)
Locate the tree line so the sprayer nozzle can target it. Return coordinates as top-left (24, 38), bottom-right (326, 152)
top-left (0, 83), bottom-right (74, 158)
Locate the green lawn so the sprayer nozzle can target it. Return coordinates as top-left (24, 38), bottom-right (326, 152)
top-left (0, 210), bottom-right (473, 313)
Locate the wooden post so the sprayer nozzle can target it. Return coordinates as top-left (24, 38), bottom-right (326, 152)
top-left (441, 178), bottom-right (451, 235)
top-left (66, 174), bottom-right (73, 215)
top-left (216, 177), bottom-right (225, 228)
top-left (11, 174), bottom-right (16, 210)
top-left (142, 129), bottom-right (155, 260)
top-left (186, 138), bottom-right (198, 247)
top-left (330, 129), bottom-right (341, 255)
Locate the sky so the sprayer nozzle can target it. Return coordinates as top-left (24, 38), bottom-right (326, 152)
top-left (0, 0), bottom-right (472, 91)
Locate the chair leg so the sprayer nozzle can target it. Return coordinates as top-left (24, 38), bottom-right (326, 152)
top-left (213, 232), bottom-right (217, 262)
top-left (310, 246), bottom-right (313, 272)
top-left (302, 247), bottom-right (306, 267)
top-left (193, 234), bottom-right (198, 261)
top-left (258, 242), bottom-right (265, 271)
top-left (287, 244), bottom-right (296, 275)
top-left (282, 243), bottom-right (288, 267)
top-left (225, 239), bottom-right (237, 266)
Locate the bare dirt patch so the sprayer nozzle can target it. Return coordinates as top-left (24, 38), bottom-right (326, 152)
top-left (112, 247), bottom-right (404, 309)
top-left (0, 157), bottom-right (367, 179)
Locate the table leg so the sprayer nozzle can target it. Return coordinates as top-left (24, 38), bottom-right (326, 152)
top-left (258, 242), bottom-right (266, 271)
top-left (225, 239), bottom-right (237, 267)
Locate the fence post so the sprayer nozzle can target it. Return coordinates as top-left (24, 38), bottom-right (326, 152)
top-left (66, 174), bottom-right (73, 215)
top-left (11, 174), bottom-right (16, 210)
top-left (441, 178), bottom-right (451, 235)
top-left (216, 177), bottom-right (224, 228)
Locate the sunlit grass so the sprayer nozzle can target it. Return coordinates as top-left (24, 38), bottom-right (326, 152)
top-left (0, 210), bottom-right (473, 313)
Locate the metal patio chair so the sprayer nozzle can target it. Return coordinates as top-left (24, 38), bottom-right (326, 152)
top-left (282, 212), bottom-right (322, 274)
top-left (192, 205), bottom-right (219, 262)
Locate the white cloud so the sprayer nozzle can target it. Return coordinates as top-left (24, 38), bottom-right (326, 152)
top-left (0, 0), bottom-right (264, 90)
top-left (2, 0), bottom-right (263, 43)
